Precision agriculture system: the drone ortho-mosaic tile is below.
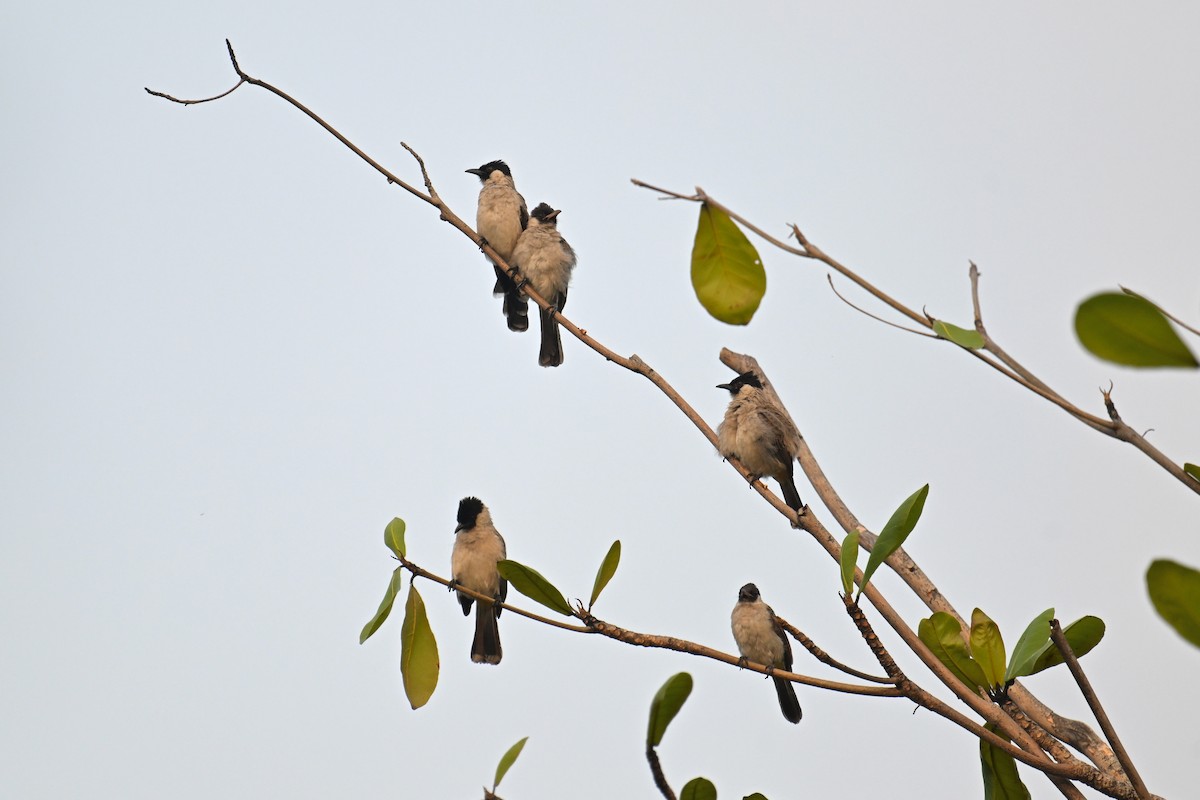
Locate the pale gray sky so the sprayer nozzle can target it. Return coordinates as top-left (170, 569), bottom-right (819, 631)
top-left (3, 2), bottom-right (1198, 798)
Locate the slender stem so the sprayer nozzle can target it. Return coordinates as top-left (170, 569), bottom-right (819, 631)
top-left (1051, 620), bottom-right (1153, 800)
top-left (646, 746), bottom-right (676, 800)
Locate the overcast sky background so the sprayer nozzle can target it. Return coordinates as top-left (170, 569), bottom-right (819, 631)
top-left (3, 2), bottom-right (1199, 798)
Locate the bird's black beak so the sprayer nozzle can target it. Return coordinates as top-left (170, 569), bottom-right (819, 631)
top-left (545, 209), bottom-right (562, 221)
top-left (716, 383), bottom-right (732, 390)
top-left (465, 168), bottom-right (483, 177)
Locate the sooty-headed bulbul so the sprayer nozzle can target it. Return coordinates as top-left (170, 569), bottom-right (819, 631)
top-left (466, 160), bottom-right (529, 332)
top-left (451, 496), bottom-right (508, 665)
top-left (731, 582), bottom-right (802, 724)
top-left (510, 203), bottom-right (577, 367)
top-left (716, 371), bottom-right (805, 511)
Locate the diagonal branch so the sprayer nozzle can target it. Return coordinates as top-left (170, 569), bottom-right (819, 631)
top-left (1051, 620), bottom-right (1153, 800)
top-left (637, 182), bottom-right (1200, 497)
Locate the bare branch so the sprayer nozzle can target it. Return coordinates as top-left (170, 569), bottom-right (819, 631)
top-left (1052, 620), bottom-right (1154, 800)
top-left (775, 616), bottom-right (895, 684)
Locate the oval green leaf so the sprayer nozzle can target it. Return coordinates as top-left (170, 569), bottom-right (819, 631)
top-left (969, 608), bottom-right (1007, 690)
top-left (743, 794), bottom-right (769, 800)
top-left (980, 723), bottom-right (1032, 800)
top-left (493, 736), bottom-right (529, 790)
top-left (839, 529), bottom-right (860, 597)
top-left (918, 612), bottom-right (989, 691)
top-left (859, 484), bottom-right (929, 596)
top-left (1005, 608), bottom-right (1054, 682)
top-left (1184, 463), bottom-right (1200, 482)
top-left (589, 540), bottom-right (622, 609)
top-left (359, 567), bottom-right (405, 644)
top-left (1147, 559), bottom-right (1200, 648)
top-left (1028, 616), bottom-right (1106, 675)
top-left (497, 559), bottom-right (573, 616)
top-left (681, 777), bottom-right (717, 800)
top-left (933, 320), bottom-right (985, 349)
top-left (691, 202), bottom-right (766, 326)
top-left (400, 584), bottom-right (440, 709)
top-left (1075, 292), bottom-right (1198, 368)
top-left (384, 517), bottom-right (406, 558)
top-left (647, 672), bottom-right (693, 747)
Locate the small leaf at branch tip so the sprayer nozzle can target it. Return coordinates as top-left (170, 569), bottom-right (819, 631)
top-left (1184, 463), bottom-right (1200, 482)
top-left (493, 736), bottom-right (529, 790)
top-left (932, 320), bottom-right (985, 349)
top-left (647, 672), bottom-right (693, 746)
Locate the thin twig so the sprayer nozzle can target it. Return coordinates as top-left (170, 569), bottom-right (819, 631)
top-left (1120, 285), bottom-right (1200, 337)
top-left (826, 275), bottom-right (938, 337)
top-left (1051, 620), bottom-right (1153, 800)
top-left (775, 616), bottom-right (896, 684)
top-left (144, 79), bottom-right (246, 105)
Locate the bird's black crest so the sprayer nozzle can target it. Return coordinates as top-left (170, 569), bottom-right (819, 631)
top-left (738, 583), bottom-right (761, 602)
top-left (529, 202), bottom-right (558, 222)
top-left (457, 496), bottom-right (484, 530)
top-left (718, 371), bottom-right (762, 394)
top-left (469, 160), bottom-right (511, 180)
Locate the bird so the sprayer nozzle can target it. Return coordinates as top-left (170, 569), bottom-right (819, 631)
top-left (466, 160), bottom-right (529, 332)
top-left (731, 582), bottom-right (802, 724)
top-left (510, 203), bottom-right (577, 367)
top-left (716, 371), bottom-right (805, 511)
top-left (450, 496), bottom-right (508, 665)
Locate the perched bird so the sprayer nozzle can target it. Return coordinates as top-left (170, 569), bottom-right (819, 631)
top-left (510, 203), bottom-right (577, 367)
top-left (466, 160), bottom-right (529, 332)
top-left (731, 583), bottom-right (802, 724)
top-left (716, 371), bottom-right (804, 511)
top-left (451, 496), bottom-right (508, 665)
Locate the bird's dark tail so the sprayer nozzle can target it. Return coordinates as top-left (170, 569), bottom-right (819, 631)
top-left (780, 463), bottom-right (804, 511)
top-left (494, 266), bottom-right (529, 332)
top-left (538, 306), bottom-right (563, 367)
top-left (773, 677), bottom-right (802, 724)
top-left (472, 602), bottom-right (502, 665)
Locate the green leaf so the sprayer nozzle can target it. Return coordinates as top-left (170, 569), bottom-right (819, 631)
top-left (493, 736), bottom-right (529, 790)
top-left (1075, 292), bottom-right (1198, 368)
top-left (918, 612), bottom-right (989, 691)
top-left (359, 567), bottom-right (405, 644)
top-left (1147, 559), bottom-right (1200, 648)
top-left (980, 723), bottom-right (1032, 800)
top-left (932, 320), bottom-right (985, 349)
top-left (680, 777), bottom-right (717, 800)
top-left (384, 517), bottom-right (406, 558)
top-left (647, 672), bottom-right (693, 747)
top-left (400, 584), bottom-right (439, 709)
top-left (969, 609), bottom-right (1007, 689)
top-left (839, 529), bottom-right (860, 597)
top-left (691, 202), bottom-right (766, 325)
top-left (859, 484), bottom-right (929, 596)
top-left (1028, 616), bottom-right (1106, 674)
top-left (1005, 608), bottom-right (1054, 682)
top-left (1185, 463), bottom-right (1200, 482)
top-left (743, 795), bottom-right (769, 800)
top-left (497, 559), bottom-right (573, 616)
top-left (588, 540), bottom-right (622, 609)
